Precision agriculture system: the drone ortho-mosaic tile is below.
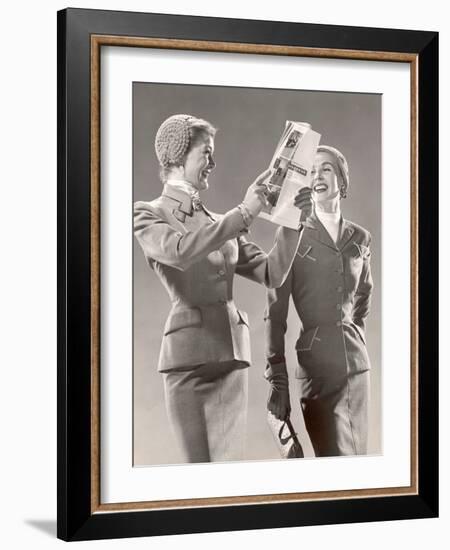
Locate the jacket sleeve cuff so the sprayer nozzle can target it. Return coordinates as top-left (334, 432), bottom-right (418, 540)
top-left (264, 361), bottom-right (288, 380)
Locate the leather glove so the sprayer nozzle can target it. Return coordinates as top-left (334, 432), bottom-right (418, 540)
top-left (294, 186), bottom-right (313, 222)
top-left (264, 362), bottom-right (291, 421)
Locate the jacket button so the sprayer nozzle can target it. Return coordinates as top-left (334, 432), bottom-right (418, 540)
top-left (337, 286), bottom-right (343, 292)
top-left (218, 270), bottom-right (225, 276)
top-left (336, 304), bottom-right (341, 310)
top-left (336, 321), bottom-right (342, 327)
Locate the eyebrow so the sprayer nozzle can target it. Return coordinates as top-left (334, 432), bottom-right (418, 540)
top-left (314, 161), bottom-right (334, 168)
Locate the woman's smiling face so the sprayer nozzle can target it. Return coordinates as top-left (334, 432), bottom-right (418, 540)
top-left (182, 134), bottom-right (216, 191)
top-left (310, 151), bottom-right (341, 203)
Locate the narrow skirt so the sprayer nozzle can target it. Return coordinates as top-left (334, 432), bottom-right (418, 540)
top-left (163, 362), bottom-right (248, 463)
top-left (297, 370), bottom-right (370, 457)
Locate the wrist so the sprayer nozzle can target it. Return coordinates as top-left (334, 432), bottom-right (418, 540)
top-left (238, 202), bottom-right (255, 226)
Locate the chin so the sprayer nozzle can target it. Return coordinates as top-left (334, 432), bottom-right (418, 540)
top-left (313, 193), bottom-right (327, 202)
top-left (197, 179), bottom-right (209, 191)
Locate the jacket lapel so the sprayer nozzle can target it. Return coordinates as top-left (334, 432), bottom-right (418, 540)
top-left (337, 219), bottom-right (355, 250)
top-left (162, 184), bottom-right (193, 216)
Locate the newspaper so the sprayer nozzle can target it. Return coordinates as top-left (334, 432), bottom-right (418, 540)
top-left (259, 121), bottom-right (321, 229)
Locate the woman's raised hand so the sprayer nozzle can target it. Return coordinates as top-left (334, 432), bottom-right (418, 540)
top-left (294, 186), bottom-right (313, 221)
top-left (242, 169), bottom-right (271, 217)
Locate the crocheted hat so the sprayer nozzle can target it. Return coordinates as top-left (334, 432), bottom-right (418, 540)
top-left (154, 114), bottom-right (195, 167)
top-left (316, 145), bottom-right (349, 196)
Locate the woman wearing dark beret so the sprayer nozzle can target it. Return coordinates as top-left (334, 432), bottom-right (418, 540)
top-left (265, 145), bottom-right (373, 457)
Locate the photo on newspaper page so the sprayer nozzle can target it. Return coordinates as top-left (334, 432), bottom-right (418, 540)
top-left (259, 121), bottom-right (321, 229)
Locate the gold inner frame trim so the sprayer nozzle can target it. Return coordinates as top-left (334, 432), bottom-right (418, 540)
top-left (90, 34), bottom-right (419, 514)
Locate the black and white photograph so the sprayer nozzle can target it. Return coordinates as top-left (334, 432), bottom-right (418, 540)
top-left (133, 82), bottom-right (382, 465)
top-left (48, 3), bottom-right (440, 544)
top-left (1, 0), bottom-right (445, 545)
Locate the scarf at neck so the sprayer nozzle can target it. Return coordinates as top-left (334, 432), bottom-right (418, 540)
top-left (166, 179), bottom-right (200, 200)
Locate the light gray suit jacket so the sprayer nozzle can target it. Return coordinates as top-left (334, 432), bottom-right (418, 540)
top-left (134, 185), bottom-right (302, 372)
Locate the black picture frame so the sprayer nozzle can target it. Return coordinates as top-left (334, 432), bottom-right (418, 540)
top-left (57, 7), bottom-right (438, 541)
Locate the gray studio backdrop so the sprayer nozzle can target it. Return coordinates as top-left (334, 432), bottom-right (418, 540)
top-left (133, 82), bottom-right (381, 465)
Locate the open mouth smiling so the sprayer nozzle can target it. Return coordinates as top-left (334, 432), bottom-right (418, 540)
top-left (313, 183), bottom-right (328, 193)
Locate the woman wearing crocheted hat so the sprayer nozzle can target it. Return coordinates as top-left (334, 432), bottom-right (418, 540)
top-left (134, 114), bottom-right (312, 463)
top-left (265, 145), bottom-right (374, 457)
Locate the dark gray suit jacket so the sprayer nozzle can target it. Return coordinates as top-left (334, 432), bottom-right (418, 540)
top-left (265, 212), bottom-right (373, 378)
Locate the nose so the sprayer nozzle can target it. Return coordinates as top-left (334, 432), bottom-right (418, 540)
top-left (313, 168), bottom-right (324, 181)
top-left (208, 156), bottom-right (216, 169)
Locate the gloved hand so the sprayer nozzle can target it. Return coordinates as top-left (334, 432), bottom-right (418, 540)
top-left (294, 186), bottom-right (313, 222)
top-left (264, 362), bottom-right (291, 421)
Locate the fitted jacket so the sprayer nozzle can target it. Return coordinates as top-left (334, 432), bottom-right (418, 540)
top-left (134, 185), bottom-right (302, 372)
top-left (265, 212), bottom-right (373, 378)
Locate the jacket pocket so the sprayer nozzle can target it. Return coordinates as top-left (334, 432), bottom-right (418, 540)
top-left (351, 242), bottom-right (370, 261)
top-left (163, 307), bottom-right (203, 335)
top-left (295, 325), bottom-right (347, 378)
top-left (296, 244), bottom-right (316, 262)
top-left (296, 326), bottom-right (320, 351)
